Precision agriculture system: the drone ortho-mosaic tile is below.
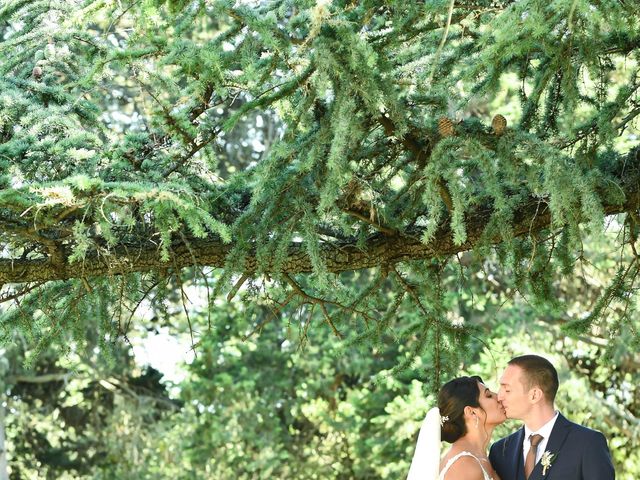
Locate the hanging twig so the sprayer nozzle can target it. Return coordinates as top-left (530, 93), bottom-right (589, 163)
top-left (178, 232), bottom-right (213, 329)
top-left (122, 277), bottom-right (162, 336)
top-left (243, 291), bottom-right (296, 341)
top-left (298, 303), bottom-right (316, 350)
top-left (427, 0), bottom-right (456, 85)
top-left (282, 273), bottom-right (343, 339)
top-left (227, 273), bottom-right (250, 302)
top-left (342, 208), bottom-right (397, 236)
top-left (172, 264), bottom-right (198, 358)
top-left (0, 282), bottom-right (44, 304)
top-left (391, 266), bottom-right (429, 317)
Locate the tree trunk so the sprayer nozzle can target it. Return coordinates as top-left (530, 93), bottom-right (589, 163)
top-left (0, 396), bottom-right (8, 480)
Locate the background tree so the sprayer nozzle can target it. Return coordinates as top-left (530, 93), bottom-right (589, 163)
top-left (1, 337), bottom-right (179, 479)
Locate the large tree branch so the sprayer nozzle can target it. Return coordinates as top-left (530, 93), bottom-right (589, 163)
top-left (10, 373), bottom-right (73, 384)
top-left (0, 194), bottom-right (636, 285)
top-left (0, 154), bottom-right (638, 286)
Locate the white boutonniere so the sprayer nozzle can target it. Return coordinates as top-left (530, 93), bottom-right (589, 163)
top-left (540, 450), bottom-right (557, 475)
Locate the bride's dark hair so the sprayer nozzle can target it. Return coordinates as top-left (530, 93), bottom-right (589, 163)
top-left (438, 375), bottom-right (484, 443)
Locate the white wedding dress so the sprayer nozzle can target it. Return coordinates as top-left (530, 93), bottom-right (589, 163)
top-left (439, 451), bottom-right (494, 480)
top-left (406, 408), bottom-right (495, 480)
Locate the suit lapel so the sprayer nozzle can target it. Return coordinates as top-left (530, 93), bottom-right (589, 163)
top-left (507, 427), bottom-right (526, 480)
top-left (528, 414), bottom-right (572, 480)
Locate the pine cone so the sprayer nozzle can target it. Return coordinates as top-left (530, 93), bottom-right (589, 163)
top-left (438, 116), bottom-right (455, 138)
top-left (491, 114), bottom-right (507, 135)
top-left (342, 178), bottom-right (362, 209)
top-left (32, 66), bottom-right (43, 80)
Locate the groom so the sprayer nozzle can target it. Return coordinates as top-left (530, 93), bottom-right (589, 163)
top-left (489, 355), bottom-right (615, 479)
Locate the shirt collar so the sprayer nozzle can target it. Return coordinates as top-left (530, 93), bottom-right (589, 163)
top-left (524, 411), bottom-right (559, 443)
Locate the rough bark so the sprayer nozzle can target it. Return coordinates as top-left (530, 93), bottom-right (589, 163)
top-left (0, 161), bottom-right (638, 286)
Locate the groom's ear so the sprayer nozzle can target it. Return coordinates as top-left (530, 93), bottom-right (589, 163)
top-left (529, 387), bottom-right (543, 403)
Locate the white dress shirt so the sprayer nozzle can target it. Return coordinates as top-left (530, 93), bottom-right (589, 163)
top-left (523, 411), bottom-right (559, 465)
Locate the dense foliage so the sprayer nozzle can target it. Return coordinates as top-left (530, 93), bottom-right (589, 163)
top-left (1, 0), bottom-right (639, 357)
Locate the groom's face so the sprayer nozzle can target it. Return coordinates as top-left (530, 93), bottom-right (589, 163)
top-left (498, 365), bottom-right (531, 420)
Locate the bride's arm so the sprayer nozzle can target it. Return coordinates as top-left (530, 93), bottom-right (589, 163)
top-left (484, 461), bottom-right (501, 480)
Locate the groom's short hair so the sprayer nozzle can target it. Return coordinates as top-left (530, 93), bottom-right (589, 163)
top-left (508, 355), bottom-right (559, 403)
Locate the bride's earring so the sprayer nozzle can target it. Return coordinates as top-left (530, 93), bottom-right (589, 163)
top-left (474, 413), bottom-right (479, 429)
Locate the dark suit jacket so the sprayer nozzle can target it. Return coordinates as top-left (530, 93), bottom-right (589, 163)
top-left (489, 414), bottom-right (614, 480)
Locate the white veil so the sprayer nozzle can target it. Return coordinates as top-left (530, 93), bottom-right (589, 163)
top-left (406, 407), bottom-right (442, 480)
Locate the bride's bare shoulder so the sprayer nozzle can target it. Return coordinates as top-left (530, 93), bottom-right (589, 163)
top-left (440, 456), bottom-right (485, 480)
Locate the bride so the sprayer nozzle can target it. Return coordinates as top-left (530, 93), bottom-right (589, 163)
top-left (407, 376), bottom-right (506, 480)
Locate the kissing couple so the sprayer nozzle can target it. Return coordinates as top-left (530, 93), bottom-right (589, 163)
top-left (407, 355), bottom-right (615, 480)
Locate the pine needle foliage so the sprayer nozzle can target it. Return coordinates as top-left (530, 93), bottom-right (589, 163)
top-left (0, 0), bottom-right (639, 375)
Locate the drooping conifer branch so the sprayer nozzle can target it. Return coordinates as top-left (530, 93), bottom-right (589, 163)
top-left (2, 0), bottom-right (640, 357)
top-left (0, 149), bottom-right (637, 286)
